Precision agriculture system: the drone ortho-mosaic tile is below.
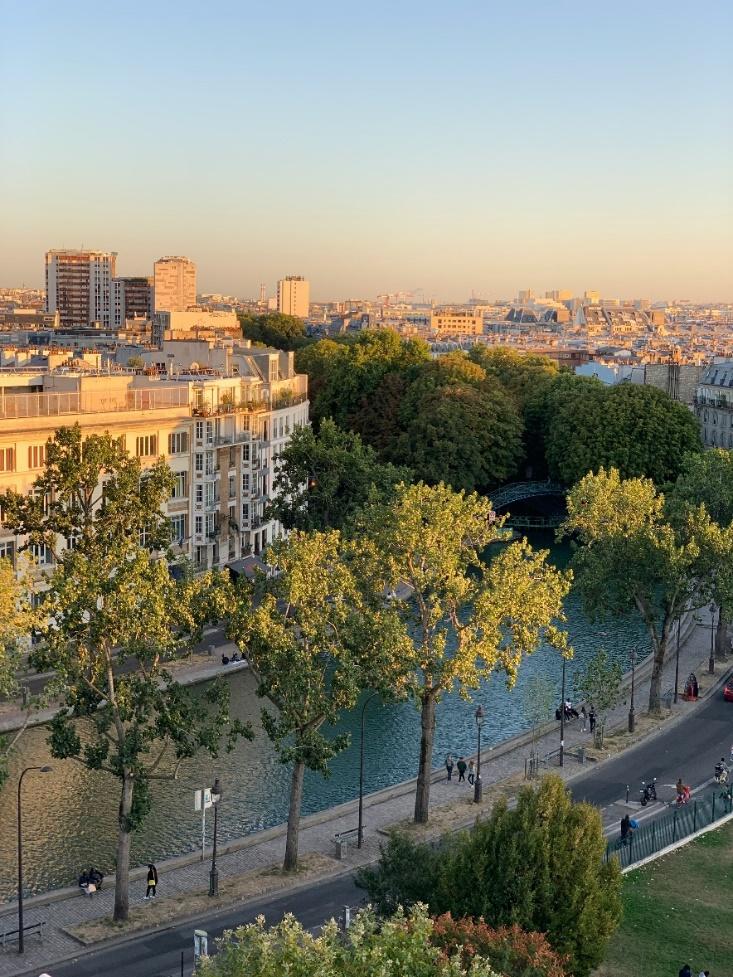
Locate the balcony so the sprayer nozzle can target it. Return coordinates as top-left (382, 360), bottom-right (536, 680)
top-left (214, 430), bottom-right (252, 447)
top-left (0, 385), bottom-right (190, 419)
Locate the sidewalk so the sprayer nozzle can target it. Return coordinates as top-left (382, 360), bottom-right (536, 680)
top-left (0, 608), bottom-right (729, 977)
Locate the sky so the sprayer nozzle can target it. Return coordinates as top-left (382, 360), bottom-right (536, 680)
top-left (1, 1), bottom-right (731, 303)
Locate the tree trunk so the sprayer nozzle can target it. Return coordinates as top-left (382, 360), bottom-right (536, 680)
top-left (283, 759), bottom-right (305, 872)
top-left (716, 602), bottom-right (728, 662)
top-left (648, 637), bottom-right (666, 714)
top-left (414, 691), bottom-right (436, 824)
top-left (113, 773), bottom-right (134, 922)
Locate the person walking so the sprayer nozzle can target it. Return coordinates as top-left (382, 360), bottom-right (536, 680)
top-left (588, 708), bottom-right (597, 735)
top-left (145, 862), bottom-right (158, 899)
top-left (456, 757), bottom-right (467, 782)
top-left (445, 754), bottom-right (454, 781)
top-left (467, 759), bottom-right (475, 786)
top-left (580, 705), bottom-right (588, 732)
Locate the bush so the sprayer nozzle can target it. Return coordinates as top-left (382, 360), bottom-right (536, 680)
top-left (432, 915), bottom-right (568, 977)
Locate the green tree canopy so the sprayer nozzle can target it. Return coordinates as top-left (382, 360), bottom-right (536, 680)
top-left (561, 468), bottom-right (733, 712)
top-left (355, 483), bottom-right (571, 823)
top-left (0, 559), bottom-right (37, 785)
top-left (543, 381), bottom-right (702, 485)
top-left (196, 906), bottom-right (505, 977)
top-left (226, 529), bottom-right (410, 870)
top-left (469, 347), bottom-right (560, 410)
top-left (358, 775), bottom-right (621, 977)
top-left (238, 312), bottom-right (309, 350)
top-left (267, 418), bottom-right (411, 532)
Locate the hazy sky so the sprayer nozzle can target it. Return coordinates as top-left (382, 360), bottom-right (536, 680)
top-left (1, 1), bottom-right (731, 302)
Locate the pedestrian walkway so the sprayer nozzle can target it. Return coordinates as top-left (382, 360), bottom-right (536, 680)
top-left (0, 608), bottom-right (729, 977)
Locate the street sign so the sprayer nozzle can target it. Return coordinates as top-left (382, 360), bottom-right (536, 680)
top-left (194, 788), bottom-right (213, 811)
top-left (194, 928), bottom-right (208, 959)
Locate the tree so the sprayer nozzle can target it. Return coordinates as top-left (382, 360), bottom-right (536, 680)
top-left (432, 915), bottom-right (568, 977)
top-left (469, 347), bottom-right (560, 410)
top-left (572, 648), bottom-right (622, 746)
top-left (195, 905), bottom-right (505, 977)
top-left (1, 426), bottom-right (249, 920)
top-left (226, 530), bottom-right (409, 870)
top-left (670, 449), bottom-right (733, 659)
top-left (561, 468), bottom-right (733, 713)
top-left (358, 775), bottom-right (622, 977)
top-left (267, 418), bottom-right (411, 533)
top-left (523, 675), bottom-right (556, 763)
top-left (238, 312), bottom-right (309, 351)
top-left (356, 483), bottom-right (571, 823)
top-left (0, 559), bottom-right (37, 785)
top-left (544, 382), bottom-right (702, 486)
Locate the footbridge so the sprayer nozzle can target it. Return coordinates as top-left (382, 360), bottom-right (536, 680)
top-left (488, 481), bottom-right (567, 510)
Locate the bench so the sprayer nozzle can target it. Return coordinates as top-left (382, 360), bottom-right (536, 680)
top-left (0, 919), bottom-right (46, 948)
top-left (334, 827), bottom-right (360, 859)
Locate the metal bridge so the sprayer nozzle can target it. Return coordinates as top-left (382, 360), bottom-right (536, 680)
top-left (488, 481), bottom-right (567, 510)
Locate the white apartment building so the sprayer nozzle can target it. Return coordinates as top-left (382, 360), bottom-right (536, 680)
top-left (45, 250), bottom-right (117, 329)
top-left (277, 276), bottom-right (310, 318)
top-left (0, 344), bottom-right (308, 574)
top-left (154, 257), bottom-right (197, 313)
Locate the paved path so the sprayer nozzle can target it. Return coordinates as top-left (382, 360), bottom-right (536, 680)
top-left (1, 608), bottom-right (731, 977)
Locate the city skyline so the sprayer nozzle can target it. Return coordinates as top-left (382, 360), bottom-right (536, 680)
top-left (1, 1), bottom-right (732, 302)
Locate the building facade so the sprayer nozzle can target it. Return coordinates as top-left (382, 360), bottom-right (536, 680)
top-left (430, 309), bottom-right (484, 337)
top-left (0, 345), bottom-right (308, 574)
top-left (277, 276), bottom-right (310, 318)
top-left (154, 256), bottom-right (197, 313)
top-left (45, 250), bottom-right (117, 329)
top-left (111, 276), bottom-right (153, 328)
top-left (695, 361), bottom-right (733, 448)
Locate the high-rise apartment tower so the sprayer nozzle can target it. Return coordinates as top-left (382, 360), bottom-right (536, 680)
top-left (111, 276), bottom-right (153, 328)
top-left (154, 256), bottom-right (197, 313)
top-left (277, 276), bottom-right (310, 318)
top-left (45, 250), bottom-right (117, 328)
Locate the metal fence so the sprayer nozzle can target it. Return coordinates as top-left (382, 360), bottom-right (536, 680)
top-left (606, 790), bottom-right (733, 869)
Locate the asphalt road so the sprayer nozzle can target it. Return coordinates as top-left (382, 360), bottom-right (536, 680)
top-left (43, 673), bottom-right (733, 977)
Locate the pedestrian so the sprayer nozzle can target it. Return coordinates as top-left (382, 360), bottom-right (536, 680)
top-left (445, 754), bottom-right (454, 781)
top-left (619, 814), bottom-right (633, 846)
top-left (467, 759), bottom-right (475, 785)
top-left (145, 862), bottom-right (158, 899)
top-left (580, 705), bottom-right (587, 732)
top-left (697, 970), bottom-right (710, 977)
top-left (589, 708), bottom-right (597, 734)
top-left (678, 964), bottom-right (692, 977)
top-left (456, 757), bottom-right (467, 782)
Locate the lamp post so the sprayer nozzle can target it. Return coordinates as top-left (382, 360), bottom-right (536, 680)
top-left (208, 778), bottom-right (222, 897)
top-left (474, 705), bottom-right (486, 803)
top-left (709, 602), bottom-right (716, 676)
top-left (559, 656), bottom-right (566, 767)
top-left (628, 648), bottom-right (636, 733)
top-left (358, 691), bottom-right (379, 848)
top-left (674, 616), bottom-right (682, 704)
top-left (17, 765), bottom-right (52, 953)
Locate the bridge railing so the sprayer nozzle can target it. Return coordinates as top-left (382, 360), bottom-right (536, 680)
top-left (489, 481), bottom-right (567, 510)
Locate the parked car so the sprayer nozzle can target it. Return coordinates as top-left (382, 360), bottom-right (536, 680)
top-left (723, 681), bottom-right (733, 702)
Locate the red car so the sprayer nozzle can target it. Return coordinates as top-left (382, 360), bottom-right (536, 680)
top-left (724, 682), bottom-right (733, 703)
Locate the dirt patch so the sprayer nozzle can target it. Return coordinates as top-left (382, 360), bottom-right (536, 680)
top-left (65, 852), bottom-right (339, 946)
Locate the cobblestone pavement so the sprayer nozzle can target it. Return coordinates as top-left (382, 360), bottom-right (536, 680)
top-left (0, 608), bottom-right (729, 977)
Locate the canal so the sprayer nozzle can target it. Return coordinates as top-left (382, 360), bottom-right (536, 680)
top-left (0, 532), bottom-right (647, 901)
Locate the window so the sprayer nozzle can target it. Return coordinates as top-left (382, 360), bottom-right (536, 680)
top-left (242, 443), bottom-right (250, 463)
top-left (0, 540), bottom-right (15, 562)
top-left (171, 471), bottom-right (188, 499)
top-left (195, 452), bottom-right (204, 473)
top-left (170, 514), bottom-right (187, 542)
top-left (242, 502), bottom-right (249, 523)
top-left (195, 420), bottom-right (204, 441)
top-left (135, 435), bottom-right (158, 457)
top-left (0, 448), bottom-right (15, 472)
top-left (206, 422), bottom-right (214, 445)
top-left (195, 484), bottom-right (203, 504)
top-left (205, 483), bottom-right (215, 507)
top-left (195, 515), bottom-right (203, 535)
top-left (228, 475), bottom-right (235, 498)
top-left (28, 444), bottom-right (47, 469)
top-left (168, 432), bottom-right (188, 454)
top-left (30, 543), bottom-right (52, 566)
top-left (229, 447), bottom-right (236, 469)
top-left (205, 452), bottom-right (215, 475)
top-left (242, 473), bottom-right (250, 493)
top-left (205, 513), bottom-right (215, 536)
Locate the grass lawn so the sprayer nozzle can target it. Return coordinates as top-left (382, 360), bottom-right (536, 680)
top-left (596, 817), bottom-right (733, 977)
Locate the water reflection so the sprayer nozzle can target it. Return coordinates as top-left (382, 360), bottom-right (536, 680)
top-left (0, 533), bottom-right (646, 900)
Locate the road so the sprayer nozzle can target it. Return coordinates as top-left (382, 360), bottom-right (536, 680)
top-left (46, 677), bottom-right (733, 977)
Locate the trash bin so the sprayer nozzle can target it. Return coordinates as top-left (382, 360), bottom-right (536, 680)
top-left (577, 746), bottom-right (585, 764)
top-left (335, 837), bottom-right (348, 860)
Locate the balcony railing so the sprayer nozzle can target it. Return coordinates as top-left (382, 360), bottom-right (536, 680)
top-left (0, 386), bottom-right (190, 419)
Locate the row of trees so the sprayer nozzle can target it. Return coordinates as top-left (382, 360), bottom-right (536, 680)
top-left (294, 330), bottom-right (702, 491)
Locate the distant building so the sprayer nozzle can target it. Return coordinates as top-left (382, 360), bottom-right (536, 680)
top-left (517, 289), bottom-right (534, 304)
top-left (112, 277), bottom-right (153, 328)
top-left (152, 309), bottom-right (240, 345)
top-left (154, 256), bottom-right (197, 313)
top-left (430, 310), bottom-right (484, 337)
top-left (584, 290), bottom-right (601, 305)
top-left (45, 250), bottom-right (117, 328)
top-left (277, 276), bottom-right (310, 318)
top-left (695, 362), bottom-right (733, 448)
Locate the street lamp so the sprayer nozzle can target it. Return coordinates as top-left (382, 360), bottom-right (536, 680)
top-left (709, 602), bottom-right (716, 676)
top-left (474, 705), bottom-right (486, 803)
top-left (17, 765), bottom-right (52, 954)
top-left (208, 778), bottom-right (222, 897)
top-left (559, 656), bottom-right (566, 767)
top-left (628, 648), bottom-right (636, 733)
top-left (358, 691), bottom-right (379, 849)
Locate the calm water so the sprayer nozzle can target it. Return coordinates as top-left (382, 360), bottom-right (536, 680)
top-left (0, 533), bottom-right (646, 900)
